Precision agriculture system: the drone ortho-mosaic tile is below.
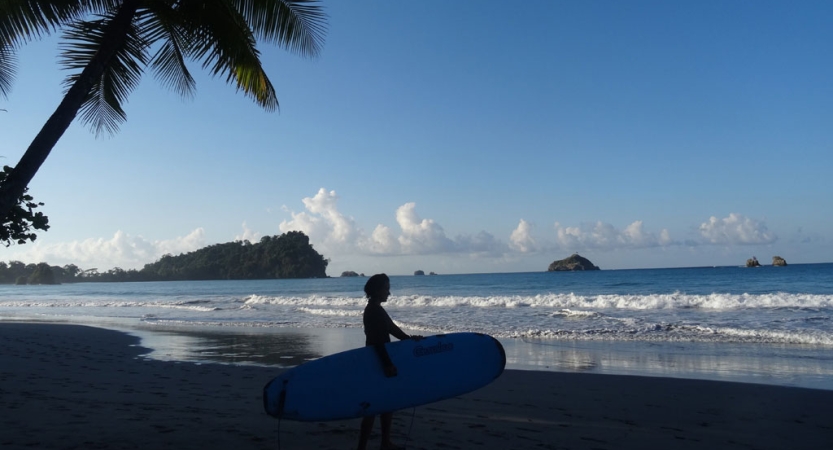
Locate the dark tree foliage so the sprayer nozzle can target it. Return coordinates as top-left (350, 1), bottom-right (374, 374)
top-left (140, 231), bottom-right (329, 280)
top-left (0, 261), bottom-right (76, 284)
top-left (0, 231), bottom-right (329, 283)
top-left (0, 166), bottom-right (49, 246)
top-left (28, 262), bottom-right (57, 285)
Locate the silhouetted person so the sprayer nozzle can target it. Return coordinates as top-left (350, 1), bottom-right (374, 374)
top-left (357, 273), bottom-right (422, 450)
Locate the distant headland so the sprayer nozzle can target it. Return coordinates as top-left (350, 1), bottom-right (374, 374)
top-left (1, 231), bottom-right (328, 284)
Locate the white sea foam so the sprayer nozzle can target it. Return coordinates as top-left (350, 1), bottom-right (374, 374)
top-left (382, 292), bottom-right (833, 310)
top-left (243, 294), bottom-right (364, 307)
top-left (3, 288), bottom-right (832, 346)
top-left (551, 309), bottom-right (602, 319)
top-left (297, 307), bottom-right (362, 317)
top-left (10, 292), bottom-right (817, 312)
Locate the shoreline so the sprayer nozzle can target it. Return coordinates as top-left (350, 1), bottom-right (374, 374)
top-left (3, 316), bottom-right (833, 390)
top-left (120, 321), bottom-right (833, 391)
top-left (2, 322), bottom-right (833, 449)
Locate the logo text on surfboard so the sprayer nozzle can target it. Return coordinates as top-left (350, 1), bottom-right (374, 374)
top-left (413, 342), bottom-right (454, 357)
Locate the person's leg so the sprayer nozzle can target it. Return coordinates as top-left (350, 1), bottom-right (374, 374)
top-left (380, 412), bottom-right (399, 449)
top-left (357, 415), bottom-right (375, 450)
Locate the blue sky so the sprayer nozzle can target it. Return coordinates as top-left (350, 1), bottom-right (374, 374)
top-left (2, 1), bottom-right (831, 276)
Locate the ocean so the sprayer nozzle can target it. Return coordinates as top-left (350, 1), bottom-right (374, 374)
top-left (2, 263), bottom-right (832, 389)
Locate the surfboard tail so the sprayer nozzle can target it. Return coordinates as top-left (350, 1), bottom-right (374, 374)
top-left (263, 378), bottom-right (288, 418)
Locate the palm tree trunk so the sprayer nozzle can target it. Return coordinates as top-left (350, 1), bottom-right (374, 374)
top-left (0, 0), bottom-right (142, 223)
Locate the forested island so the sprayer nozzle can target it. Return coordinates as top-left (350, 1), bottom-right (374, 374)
top-left (0, 231), bottom-right (328, 284)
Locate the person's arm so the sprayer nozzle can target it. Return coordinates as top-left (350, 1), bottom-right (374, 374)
top-left (372, 344), bottom-right (397, 377)
top-left (388, 320), bottom-right (424, 341)
top-left (388, 317), bottom-right (410, 341)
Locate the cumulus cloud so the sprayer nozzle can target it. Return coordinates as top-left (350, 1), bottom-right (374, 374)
top-left (280, 188), bottom-right (505, 256)
top-left (552, 220), bottom-right (673, 250)
top-left (395, 202), bottom-right (456, 254)
top-left (368, 224), bottom-right (399, 254)
top-left (234, 222), bottom-right (261, 243)
top-left (8, 229), bottom-right (206, 269)
top-left (279, 189), bottom-right (686, 258)
top-left (279, 188), bottom-right (361, 253)
top-left (510, 219), bottom-right (537, 253)
top-left (698, 213), bottom-right (776, 245)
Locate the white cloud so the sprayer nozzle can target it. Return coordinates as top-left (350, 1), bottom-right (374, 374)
top-left (301, 188), bottom-right (359, 243)
top-left (698, 213), bottom-right (777, 245)
top-left (3, 186), bottom-right (799, 274)
top-left (395, 202), bottom-right (456, 254)
top-left (234, 222), bottom-right (261, 243)
top-left (6, 229), bottom-right (206, 270)
top-left (279, 189), bottom-right (684, 259)
top-left (553, 220), bottom-right (673, 250)
top-left (368, 224), bottom-right (399, 254)
top-left (454, 231), bottom-right (506, 255)
top-left (510, 219), bottom-right (537, 253)
top-left (279, 188), bottom-right (361, 252)
top-left (280, 188), bottom-right (504, 256)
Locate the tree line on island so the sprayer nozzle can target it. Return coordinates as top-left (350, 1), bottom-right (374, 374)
top-left (1, 231), bottom-right (328, 285)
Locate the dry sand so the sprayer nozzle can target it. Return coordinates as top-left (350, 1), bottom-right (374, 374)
top-left (1, 322), bottom-right (831, 450)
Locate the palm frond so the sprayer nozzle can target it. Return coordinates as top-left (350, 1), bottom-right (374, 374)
top-left (233, 0), bottom-right (326, 58)
top-left (0, 1), bottom-right (123, 99)
top-left (0, 42), bottom-right (16, 98)
top-left (178, 0), bottom-right (278, 111)
top-left (60, 13), bottom-right (148, 136)
top-left (139, 6), bottom-right (196, 99)
top-left (0, 0), bottom-right (119, 47)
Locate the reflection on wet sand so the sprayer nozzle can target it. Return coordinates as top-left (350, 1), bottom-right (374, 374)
top-left (124, 325), bottom-right (833, 390)
top-left (131, 326), bottom-right (365, 367)
top-left (502, 338), bottom-right (833, 389)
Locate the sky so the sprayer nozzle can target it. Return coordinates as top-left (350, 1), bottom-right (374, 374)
top-left (1, 1), bottom-right (832, 276)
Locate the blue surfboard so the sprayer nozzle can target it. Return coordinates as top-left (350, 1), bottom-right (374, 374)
top-left (263, 332), bottom-right (505, 421)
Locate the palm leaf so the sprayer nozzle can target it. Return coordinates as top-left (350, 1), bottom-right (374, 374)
top-left (233, 0), bottom-right (326, 57)
top-left (0, 0), bottom-right (118, 47)
top-left (60, 13), bottom-right (148, 136)
top-left (139, 5), bottom-right (197, 99)
top-left (0, 0), bottom-right (121, 99)
top-left (178, 0), bottom-right (279, 111)
top-left (0, 42), bottom-right (15, 98)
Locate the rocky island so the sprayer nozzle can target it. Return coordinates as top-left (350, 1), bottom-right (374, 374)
top-left (547, 254), bottom-right (600, 271)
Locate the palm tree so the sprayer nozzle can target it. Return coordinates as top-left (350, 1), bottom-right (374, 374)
top-left (0, 0), bottom-right (326, 226)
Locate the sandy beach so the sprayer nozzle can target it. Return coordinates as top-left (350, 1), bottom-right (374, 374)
top-left (1, 323), bottom-right (832, 450)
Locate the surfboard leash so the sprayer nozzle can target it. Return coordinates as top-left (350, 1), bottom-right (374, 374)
top-left (403, 407), bottom-right (417, 450)
top-left (275, 381), bottom-right (287, 450)
top-left (276, 415), bottom-right (283, 450)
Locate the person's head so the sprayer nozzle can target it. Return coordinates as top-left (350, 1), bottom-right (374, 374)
top-left (364, 273), bottom-right (390, 302)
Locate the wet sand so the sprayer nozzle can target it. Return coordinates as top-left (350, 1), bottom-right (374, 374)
top-left (1, 322), bottom-right (832, 449)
